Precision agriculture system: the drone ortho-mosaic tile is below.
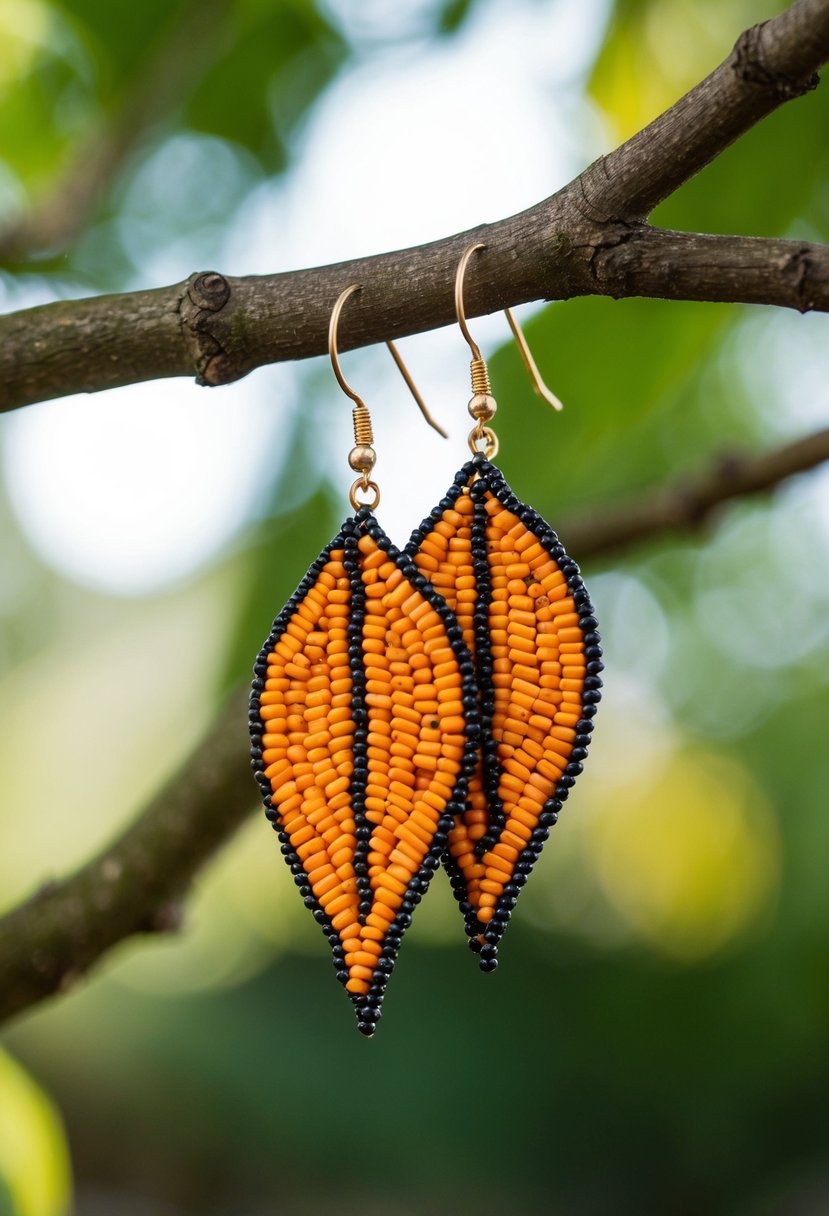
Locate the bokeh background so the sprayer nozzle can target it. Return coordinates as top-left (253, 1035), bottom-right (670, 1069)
top-left (2, 0), bottom-right (829, 1212)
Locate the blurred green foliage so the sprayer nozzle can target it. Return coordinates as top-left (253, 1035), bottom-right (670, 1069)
top-left (2, 1), bottom-right (829, 1213)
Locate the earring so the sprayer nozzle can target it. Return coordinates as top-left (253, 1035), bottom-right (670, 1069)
top-left (249, 285), bottom-right (478, 1037)
top-left (405, 244), bottom-right (602, 970)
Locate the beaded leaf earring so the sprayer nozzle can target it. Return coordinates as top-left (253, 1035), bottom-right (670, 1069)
top-left (406, 245), bottom-right (602, 970)
top-left (249, 285), bottom-right (478, 1037)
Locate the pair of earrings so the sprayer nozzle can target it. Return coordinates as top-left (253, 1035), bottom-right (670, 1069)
top-left (249, 245), bottom-right (601, 1037)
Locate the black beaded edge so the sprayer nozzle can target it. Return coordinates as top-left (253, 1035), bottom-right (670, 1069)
top-left (470, 476), bottom-right (505, 856)
top-left (248, 529), bottom-right (353, 1010)
top-left (402, 461), bottom-right (489, 946)
top-left (471, 457), bottom-right (603, 968)
top-left (350, 507), bottom-right (480, 1035)
top-left (343, 520), bottom-right (373, 920)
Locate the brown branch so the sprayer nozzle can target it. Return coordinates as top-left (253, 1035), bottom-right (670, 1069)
top-left (577, 0), bottom-right (829, 220)
top-left (0, 0), bottom-right (231, 263)
top-left (2, 0), bottom-right (829, 413)
top-left (0, 688), bottom-right (251, 1025)
top-left (2, 425), bottom-right (828, 1025)
top-left (563, 427), bottom-right (829, 559)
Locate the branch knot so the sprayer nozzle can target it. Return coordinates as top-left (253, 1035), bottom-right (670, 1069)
top-left (180, 270), bottom-right (235, 387)
top-left (732, 22), bottom-right (820, 101)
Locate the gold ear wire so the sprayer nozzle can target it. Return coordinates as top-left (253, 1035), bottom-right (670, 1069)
top-left (329, 287), bottom-right (449, 511)
top-left (454, 243), bottom-right (564, 461)
top-left (329, 284), bottom-right (381, 512)
top-left (385, 340), bottom-right (449, 438)
top-left (504, 307), bottom-right (563, 412)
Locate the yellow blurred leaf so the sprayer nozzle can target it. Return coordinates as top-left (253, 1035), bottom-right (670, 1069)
top-left (0, 0), bottom-right (49, 90)
top-left (587, 750), bottom-right (779, 959)
top-left (0, 1048), bottom-right (72, 1216)
top-left (589, 0), bottom-right (780, 141)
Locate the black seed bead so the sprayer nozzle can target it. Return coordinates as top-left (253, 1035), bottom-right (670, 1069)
top-left (582, 704), bottom-right (597, 717)
top-left (312, 909), bottom-right (327, 924)
top-left (480, 958), bottom-right (498, 973)
top-left (576, 719), bottom-right (594, 734)
top-left (336, 969), bottom-right (349, 984)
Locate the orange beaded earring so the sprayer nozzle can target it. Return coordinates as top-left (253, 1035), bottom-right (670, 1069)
top-left (405, 245), bottom-right (602, 971)
top-left (249, 285), bottom-right (478, 1036)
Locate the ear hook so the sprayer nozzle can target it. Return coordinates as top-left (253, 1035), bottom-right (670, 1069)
top-left (329, 282), bottom-right (447, 440)
top-left (329, 284), bottom-right (381, 512)
top-left (455, 242), bottom-right (564, 413)
top-left (386, 340), bottom-right (449, 438)
top-left (504, 307), bottom-right (563, 412)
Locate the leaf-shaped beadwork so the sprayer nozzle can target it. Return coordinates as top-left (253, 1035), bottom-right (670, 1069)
top-left (250, 507), bottom-right (478, 1035)
top-left (407, 455), bottom-right (601, 968)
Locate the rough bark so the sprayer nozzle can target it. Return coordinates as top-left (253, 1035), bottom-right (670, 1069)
top-left (2, 0), bottom-right (829, 413)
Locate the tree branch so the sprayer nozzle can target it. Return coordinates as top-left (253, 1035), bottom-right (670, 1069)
top-left (2, 425), bottom-right (828, 1026)
top-left (0, 688), bottom-right (251, 1025)
top-left (577, 0), bottom-right (829, 220)
top-left (2, 0), bottom-right (829, 414)
top-left (562, 426), bottom-right (829, 559)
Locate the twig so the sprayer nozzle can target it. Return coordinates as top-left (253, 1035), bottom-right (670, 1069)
top-left (1, 0), bottom-right (829, 413)
top-left (562, 427), bottom-right (829, 558)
